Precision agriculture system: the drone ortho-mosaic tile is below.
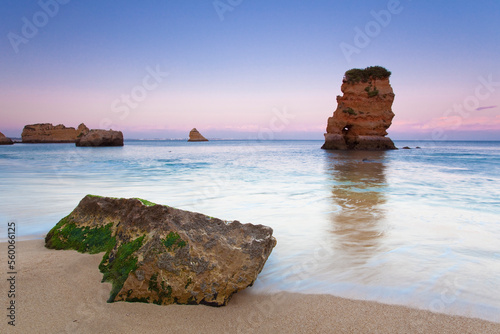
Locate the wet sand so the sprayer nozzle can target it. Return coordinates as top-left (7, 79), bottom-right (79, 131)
top-left (1, 239), bottom-right (499, 334)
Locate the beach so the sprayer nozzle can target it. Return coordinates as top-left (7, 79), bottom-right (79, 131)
top-left (2, 239), bottom-right (499, 334)
top-left (2, 0), bottom-right (500, 332)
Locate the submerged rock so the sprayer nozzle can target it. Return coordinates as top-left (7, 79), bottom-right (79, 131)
top-left (22, 123), bottom-right (89, 143)
top-left (322, 66), bottom-right (396, 150)
top-left (76, 129), bottom-right (124, 147)
top-left (45, 195), bottom-right (276, 306)
top-left (188, 128), bottom-right (208, 142)
top-left (0, 131), bottom-right (13, 145)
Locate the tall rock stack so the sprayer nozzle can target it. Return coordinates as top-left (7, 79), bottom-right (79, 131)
top-left (322, 66), bottom-right (396, 150)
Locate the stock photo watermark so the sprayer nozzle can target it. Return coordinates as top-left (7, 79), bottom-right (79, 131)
top-left (431, 73), bottom-right (500, 141)
top-left (340, 0), bottom-right (410, 63)
top-left (7, 0), bottom-right (71, 54)
top-left (429, 277), bottom-right (464, 313)
top-left (213, 0), bottom-right (244, 21)
top-left (194, 106), bottom-right (295, 203)
top-left (232, 240), bottom-right (335, 333)
top-left (6, 221), bottom-right (17, 327)
top-left (100, 64), bottom-right (169, 129)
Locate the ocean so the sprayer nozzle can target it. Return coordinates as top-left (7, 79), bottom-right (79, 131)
top-left (0, 140), bottom-right (499, 322)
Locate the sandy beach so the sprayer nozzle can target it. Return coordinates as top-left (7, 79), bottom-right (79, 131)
top-left (1, 239), bottom-right (499, 334)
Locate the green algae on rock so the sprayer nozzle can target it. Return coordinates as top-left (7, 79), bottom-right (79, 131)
top-left (99, 236), bottom-right (145, 302)
top-left (45, 218), bottom-right (116, 254)
top-left (45, 195), bottom-right (276, 306)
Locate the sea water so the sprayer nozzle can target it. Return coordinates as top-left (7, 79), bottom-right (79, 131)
top-left (0, 140), bottom-right (499, 322)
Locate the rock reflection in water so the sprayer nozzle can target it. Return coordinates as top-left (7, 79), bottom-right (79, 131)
top-left (325, 151), bottom-right (388, 267)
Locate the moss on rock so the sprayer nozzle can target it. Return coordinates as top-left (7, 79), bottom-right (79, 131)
top-left (99, 236), bottom-right (145, 302)
top-left (162, 232), bottom-right (187, 251)
top-left (45, 194), bottom-right (276, 306)
top-left (135, 198), bottom-right (157, 206)
top-left (45, 216), bottom-right (116, 254)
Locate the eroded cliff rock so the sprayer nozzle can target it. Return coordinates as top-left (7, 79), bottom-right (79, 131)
top-left (188, 128), bottom-right (208, 142)
top-left (76, 129), bottom-right (124, 147)
top-left (45, 195), bottom-right (276, 306)
top-left (22, 123), bottom-right (89, 143)
top-left (322, 66), bottom-right (396, 150)
top-left (0, 131), bottom-right (13, 145)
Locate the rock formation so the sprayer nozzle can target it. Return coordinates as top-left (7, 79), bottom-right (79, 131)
top-left (0, 131), bottom-right (13, 145)
top-left (322, 66), bottom-right (396, 150)
top-left (45, 195), bottom-right (276, 306)
top-left (76, 129), bottom-right (124, 147)
top-left (188, 128), bottom-right (208, 142)
top-left (22, 123), bottom-right (89, 143)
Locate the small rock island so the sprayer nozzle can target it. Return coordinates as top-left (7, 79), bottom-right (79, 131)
top-left (322, 66), bottom-right (396, 150)
top-left (21, 123), bottom-right (124, 146)
top-left (76, 129), bottom-right (124, 147)
top-left (22, 123), bottom-right (89, 143)
top-left (45, 195), bottom-right (276, 306)
top-left (188, 128), bottom-right (208, 142)
top-left (0, 131), bottom-right (13, 145)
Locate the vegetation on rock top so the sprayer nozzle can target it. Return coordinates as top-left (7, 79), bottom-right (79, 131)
top-left (344, 66), bottom-right (391, 84)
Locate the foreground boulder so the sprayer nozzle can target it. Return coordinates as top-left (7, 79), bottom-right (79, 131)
top-left (22, 123), bottom-right (89, 143)
top-left (76, 129), bottom-right (124, 147)
top-left (322, 66), bottom-right (396, 150)
top-left (0, 131), bottom-right (13, 145)
top-left (45, 195), bottom-right (276, 306)
top-left (188, 128), bottom-right (208, 142)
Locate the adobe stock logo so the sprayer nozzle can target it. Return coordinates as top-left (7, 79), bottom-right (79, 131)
top-left (100, 65), bottom-right (169, 129)
top-left (213, 0), bottom-right (243, 21)
top-left (340, 0), bottom-right (410, 63)
top-left (7, 0), bottom-right (71, 54)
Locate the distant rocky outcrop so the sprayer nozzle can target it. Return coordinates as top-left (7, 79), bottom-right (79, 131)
top-left (0, 131), bottom-right (13, 145)
top-left (22, 123), bottom-right (89, 143)
top-left (322, 66), bottom-right (396, 150)
top-left (45, 195), bottom-right (276, 306)
top-left (76, 129), bottom-right (124, 147)
top-left (188, 128), bottom-right (208, 142)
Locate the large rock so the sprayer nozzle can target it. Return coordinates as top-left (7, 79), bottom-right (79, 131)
top-left (188, 128), bottom-right (208, 142)
top-left (76, 129), bottom-right (124, 147)
top-left (45, 195), bottom-right (276, 306)
top-left (22, 123), bottom-right (89, 143)
top-left (0, 131), bottom-right (13, 145)
top-left (322, 66), bottom-right (396, 150)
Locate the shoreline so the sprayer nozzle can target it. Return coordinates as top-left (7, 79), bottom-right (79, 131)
top-left (1, 240), bottom-right (499, 333)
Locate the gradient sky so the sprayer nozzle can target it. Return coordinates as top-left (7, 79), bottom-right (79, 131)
top-left (1, 0), bottom-right (499, 140)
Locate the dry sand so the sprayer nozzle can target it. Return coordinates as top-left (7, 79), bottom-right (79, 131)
top-left (1, 240), bottom-right (499, 334)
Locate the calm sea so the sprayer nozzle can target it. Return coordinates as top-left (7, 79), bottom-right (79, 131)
top-left (0, 140), bottom-right (499, 322)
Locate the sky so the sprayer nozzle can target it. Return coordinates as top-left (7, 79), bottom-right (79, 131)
top-left (1, 0), bottom-right (499, 140)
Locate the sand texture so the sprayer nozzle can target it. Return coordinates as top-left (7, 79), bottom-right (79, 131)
top-left (1, 240), bottom-right (499, 334)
